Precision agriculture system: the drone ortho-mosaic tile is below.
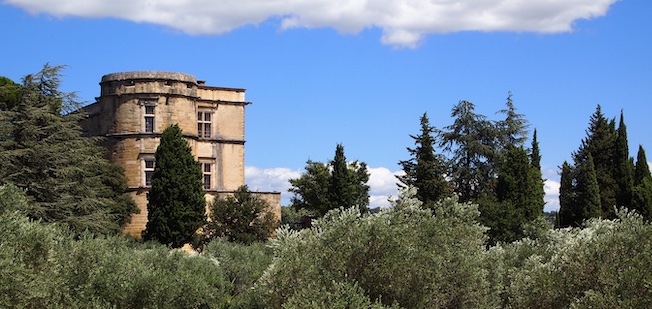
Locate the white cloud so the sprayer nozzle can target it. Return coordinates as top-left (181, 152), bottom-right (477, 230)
top-left (245, 165), bottom-right (402, 208)
top-left (367, 167), bottom-right (404, 208)
top-left (244, 166), bottom-right (301, 194)
top-left (4, 0), bottom-right (619, 48)
top-left (544, 179), bottom-right (560, 213)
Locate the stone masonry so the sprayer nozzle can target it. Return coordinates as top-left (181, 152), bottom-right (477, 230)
top-left (82, 71), bottom-right (280, 237)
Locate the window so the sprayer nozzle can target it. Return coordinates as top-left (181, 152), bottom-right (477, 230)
top-left (139, 98), bottom-right (158, 133)
top-left (144, 159), bottom-right (155, 187)
top-left (145, 106), bottom-right (155, 133)
top-left (197, 111), bottom-right (212, 138)
top-left (202, 162), bottom-right (212, 190)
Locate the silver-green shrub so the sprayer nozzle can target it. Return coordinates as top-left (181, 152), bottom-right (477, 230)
top-left (257, 187), bottom-right (498, 308)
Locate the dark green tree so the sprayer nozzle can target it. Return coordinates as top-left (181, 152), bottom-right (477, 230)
top-left (574, 105), bottom-right (618, 218)
top-left (529, 129), bottom-right (546, 212)
top-left (558, 161), bottom-right (576, 227)
top-left (634, 145), bottom-right (651, 186)
top-left (0, 65), bottom-right (137, 235)
top-left (614, 111), bottom-right (634, 208)
top-left (483, 145), bottom-right (544, 243)
top-left (397, 112), bottom-right (451, 206)
top-left (142, 124), bottom-right (206, 248)
top-left (0, 76), bottom-right (21, 112)
top-left (289, 144), bottom-right (369, 217)
top-left (205, 185), bottom-right (277, 244)
top-left (496, 92), bottom-right (530, 150)
top-left (575, 154), bottom-right (602, 221)
top-left (632, 145), bottom-right (652, 219)
top-left (288, 161), bottom-right (331, 216)
top-left (440, 100), bottom-right (497, 203)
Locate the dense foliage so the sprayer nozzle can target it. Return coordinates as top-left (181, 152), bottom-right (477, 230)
top-left (2, 182), bottom-right (652, 308)
top-left (143, 124), bottom-right (206, 248)
top-left (559, 106), bottom-right (652, 226)
top-left (399, 95), bottom-right (544, 244)
top-left (2, 67), bottom-right (652, 308)
top-left (205, 185), bottom-right (278, 244)
top-left (289, 143), bottom-right (370, 216)
top-left (0, 65), bottom-right (137, 235)
top-left (397, 112), bottom-right (451, 205)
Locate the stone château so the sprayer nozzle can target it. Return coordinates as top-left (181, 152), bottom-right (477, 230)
top-left (82, 71), bottom-right (280, 237)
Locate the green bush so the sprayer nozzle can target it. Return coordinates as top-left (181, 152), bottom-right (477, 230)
top-left (203, 238), bottom-right (273, 305)
top-left (495, 208), bottom-right (652, 308)
top-left (0, 206), bottom-right (231, 308)
top-left (0, 211), bottom-right (71, 308)
top-left (58, 236), bottom-right (231, 308)
top-left (257, 187), bottom-right (497, 309)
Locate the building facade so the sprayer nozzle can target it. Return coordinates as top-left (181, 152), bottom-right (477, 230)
top-left (82, 71), bottom-right (280, 237)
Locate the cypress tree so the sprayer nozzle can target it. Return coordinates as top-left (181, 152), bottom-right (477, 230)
top-left (558, 161), bottom-right (576, 227)
top-left (574, 105), bottom-right (617, 218)
top-left (398, 112), bottom-right (451, 205)
top-left (575, 154), bottom-right (602, 221)
top-left (0, 65), bottom-right (137, 235)
top-left (529, 129), bottom-right (546, 213)
top-left (329, 144), bottom-right (370, 213)
top-left (143, 124), bottom-right (206, 248)
top-left (289, 144), bottom-right (370, 217)
top-left (614, 111), bottom-right (634, 208)
top-left (634, 145), bottom-right (651, 185)
top-left (488, 145), bottom-right (542, 242)
top-left (632, 145), bottom-right (652, 219)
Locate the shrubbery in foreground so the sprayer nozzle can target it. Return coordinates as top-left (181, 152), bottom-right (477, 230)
top-left (2, 185), bottom-right (652, 308)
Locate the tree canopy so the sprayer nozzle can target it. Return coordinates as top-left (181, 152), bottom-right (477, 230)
top-left (0, 65), bottom-right (137, 235)
top-left (289, 144), bottom-right (370, 217)
top-left (398, 112), bottom-right (451, 206)
top-left (205, 185), bottom-right (278, 244)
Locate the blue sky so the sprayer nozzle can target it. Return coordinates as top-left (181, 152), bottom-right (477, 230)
top-left (1, 0), bottom-right (650, 211)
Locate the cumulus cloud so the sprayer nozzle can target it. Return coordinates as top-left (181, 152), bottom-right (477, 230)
top-left (4, 0), bottom-right (618, 48)
top-left (244, 166), bottom-right (301, 194)
top-left (367, 167), bottom-right (404, 208)
top-left (245, 165), bottom-right (402, 208)
top-left (544, 179), bottom-right (560, 212)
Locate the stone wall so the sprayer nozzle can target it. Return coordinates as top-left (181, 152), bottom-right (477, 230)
top-left (82, 71), bottom-right (280, 237)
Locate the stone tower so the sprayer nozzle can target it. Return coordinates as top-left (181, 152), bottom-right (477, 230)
top-left (82, 71), bottom-right (280, 237)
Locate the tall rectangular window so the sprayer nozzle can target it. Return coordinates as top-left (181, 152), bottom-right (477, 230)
top-left (144, 159), bottom-right (155, 187)
top-left (145, 106), bottom-right (155, 133)
top-left (202, 162), bottom-right (212, 190)
top-left (197, 111), bottom-right (212, 138)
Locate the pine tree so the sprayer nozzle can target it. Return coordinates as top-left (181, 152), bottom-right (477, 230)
top-left (558, 161), bottom-right (576, 227)
top-left (496, 92), bottom-right (530, 150)
top-left (613, 111), bottom-right (634, 208)
top-left (440, 100), bottom-right (497, 202)
top-left (398, 112), bottom-right (451, 205)
top-left (632, 145), bottom-right (652, 219)
top-left (0, 65), bottom-right (137, 235)
top-left (142, 124), bottom-right (206, 248)
top-left (288, 160), bottom-right (331, 216)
